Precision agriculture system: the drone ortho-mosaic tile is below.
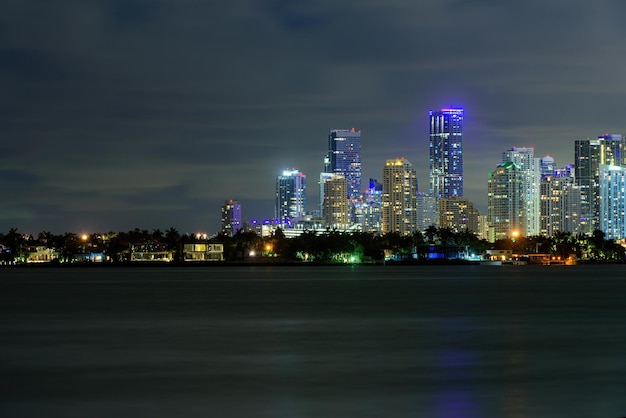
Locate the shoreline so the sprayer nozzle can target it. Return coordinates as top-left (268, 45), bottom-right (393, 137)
top-left (3, 259), bottom-right (624, 268)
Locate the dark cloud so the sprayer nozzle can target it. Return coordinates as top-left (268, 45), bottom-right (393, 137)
top-left (0, 0), bottom-right (624, 234)
top-left (109, 0), bottom-right (159, 26)
top-left (0, 48), bottom-right (71, 81)
top-left (0, 169), bottom-right (41, 188)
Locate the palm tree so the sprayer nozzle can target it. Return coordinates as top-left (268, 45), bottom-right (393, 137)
top-left (424, 225), bottom-right (438, 244)
top-left (152, 229), bottom-right (164, 243)
top-left (37, 231), bottom-right (55, 245)
top-left (5, 228), bottom-right (28, 262)
top-left (164, 227), bottom-right (182, 261)
top-left (438, 227), bottom-right (455, 245)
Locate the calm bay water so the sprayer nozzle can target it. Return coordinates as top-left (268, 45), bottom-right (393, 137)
top-left (1, 264), bottom-right (626, 418)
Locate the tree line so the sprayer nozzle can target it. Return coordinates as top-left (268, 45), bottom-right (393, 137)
top-left (0, 226), bottom-right (624, 264)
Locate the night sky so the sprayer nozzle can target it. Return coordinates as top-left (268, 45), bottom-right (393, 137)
top-left (2, 1), bottom-right (625, 235)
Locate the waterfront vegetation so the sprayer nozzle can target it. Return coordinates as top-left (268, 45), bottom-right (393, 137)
top-left (1, 226), bottom-right (625, 265)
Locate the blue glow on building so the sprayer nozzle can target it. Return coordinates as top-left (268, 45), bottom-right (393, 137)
top-left (429, 108), bottom-right (464, 199)
top-left (275, 169), bottom-right (307, 222)
top-left (328, 128), bottom-right (362, 202)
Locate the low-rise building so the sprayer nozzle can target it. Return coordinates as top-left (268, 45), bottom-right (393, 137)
top-left (131, 243), bottom-right (173, 262)
top-left (27, 246), bottom-right (59, 263)
top-left (183, 243), bottom-right (224, 261)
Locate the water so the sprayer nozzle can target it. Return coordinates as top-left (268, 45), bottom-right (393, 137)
top-left (1, 265), bottom-right (626, 417)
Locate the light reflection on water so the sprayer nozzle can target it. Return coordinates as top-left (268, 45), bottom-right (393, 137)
top-left (1, 265), bottom-right (626, 417)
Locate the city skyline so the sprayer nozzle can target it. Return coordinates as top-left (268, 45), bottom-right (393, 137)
top-left (2, 1), bottom-right (626, 234)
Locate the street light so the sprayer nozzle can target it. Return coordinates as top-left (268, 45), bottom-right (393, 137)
top-left (81, 233), bottom-right (89, 260)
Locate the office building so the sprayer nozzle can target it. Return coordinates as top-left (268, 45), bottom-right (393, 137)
top-left (599, 164), bottom-right (626, 239)
top-left (221, 199), bottom-right (242, 236)
top-left (502, 147), bottom-right (541, 236)
top-left (438, 197), bottom-right (480, 234)
top-left (382, 158), bottom-right (418, 235)
top-left (429, 108), bottom-right (464, 199)
top-left (477, 215), bottom-right (490, 241)
top-left (487, 162), bottom-right (525, 241)
top-left (319, 172), bottom-right (335, 215)
top-left (355, 179), bottom-right (383, 233)
top-left (540, 155), bottom-right (556, 181)
top-left (275, 169), bottom-right (306, 222)
top-left (322, 174), bottom-right (349, 229)
top-left (327, 128), bottom-right (362, 202)
top-left (575, 134), bottom-right (624, 233)
top-left (540, 174), bottom-right (582, 236)
top-left (417, 192), bottom-right (438, 231)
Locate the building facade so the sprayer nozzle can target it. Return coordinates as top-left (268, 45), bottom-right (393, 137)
top-left (599, 164), bottom-right (626, 239)
top-left (322, 174), bottom-right (349, 229)
top-left (540, 155), bottom-right (556, 181)
top-left (429, 108), bottom-right (464, 199)
top-left (275, 169), bottom-right (307, 222)
top-left (382, 158), bottom-right (418, 235)
top-left (487, 162), bottom-right (525, 241)
top-left (318, 172), bottom-right (335, 216)
top-left (438, 197), bottom-right (480, 234)
top-left (540, 174), bottom-right (582, 236)
top-left (502, 147), bottom-right (541, 236)
top-left (354, 179), bottom-right (383, 233)
top-left (575, 134), bottom-right (624, 233)
top-left (417, 192), bottom-right (438, 231)
top-left (327, 128), bottom-right (362, 202)
top-left (221, 199), bottom-right (242, 236)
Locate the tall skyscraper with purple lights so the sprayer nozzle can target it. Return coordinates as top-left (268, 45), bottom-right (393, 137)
top-left (429, 108), bottom-right (464, 199)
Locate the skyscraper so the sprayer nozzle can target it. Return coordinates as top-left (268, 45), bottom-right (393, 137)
top-left (354, 179), bottom-right (383, 233)
top-left (327, 128), bottom-right (362, 202)
top-left (599, 164), bottom-right (626, 240)
top-left (487, 162), bottom-right (525, 241)
top-left (318, 172), bottom-right (335, 216)
top-left (540, 173), bottom-right (581, 236)
top-left (502, 147), bottom-right (541, 236)
top-left (575, 134), bottom-right (624, 233)
top-left (429, 108), bottom-right (464, 199)
top-left (322, 174), bottom-right (349, 229)
top-left (540, 155), bottom-right (556, 181)
top-left (382, 158), bottom-right (418, 235)
top-left (416, 192), bottom-right (438, 231)
top-left (438, 197), bottom-right (480, 234)
top-left (221, 199), bottom-right (242, 236)
top-left (275, 169), bottom-right (306, 222)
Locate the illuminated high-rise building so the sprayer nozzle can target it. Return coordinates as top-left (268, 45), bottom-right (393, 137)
top-left (327, 128), bottom-right (362, 201)
top-left (322, 174), bottom-right (349, 229)
top-left (540, 172), bottom-right (581, 236)
top-left (275, 169), bottom-right (306, 222)
top-left (540, 155), bottom-right (556, 181)
top-left (502, 147), bottom-right (541, 236)
top-left (355, 179), bottom-right (383, 233)
top-left (438, 197), bottom-right (480, 233)
top-left (417, 192), bottom-right (438, 231)
top-left (575, 134), bottom-right (624, 233)
top-left (429, 108), bottom-right (464, 199)
top-left (487, 162), bottom-right (525, 241)
top-left (319, 172), bottom-right (334, 215)
top-left (221, 199), bottom-right (242, 236)
top-left (599, 164), bottom-right (626, 239)
top-left (382, 158), bottom-right (418, 235)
